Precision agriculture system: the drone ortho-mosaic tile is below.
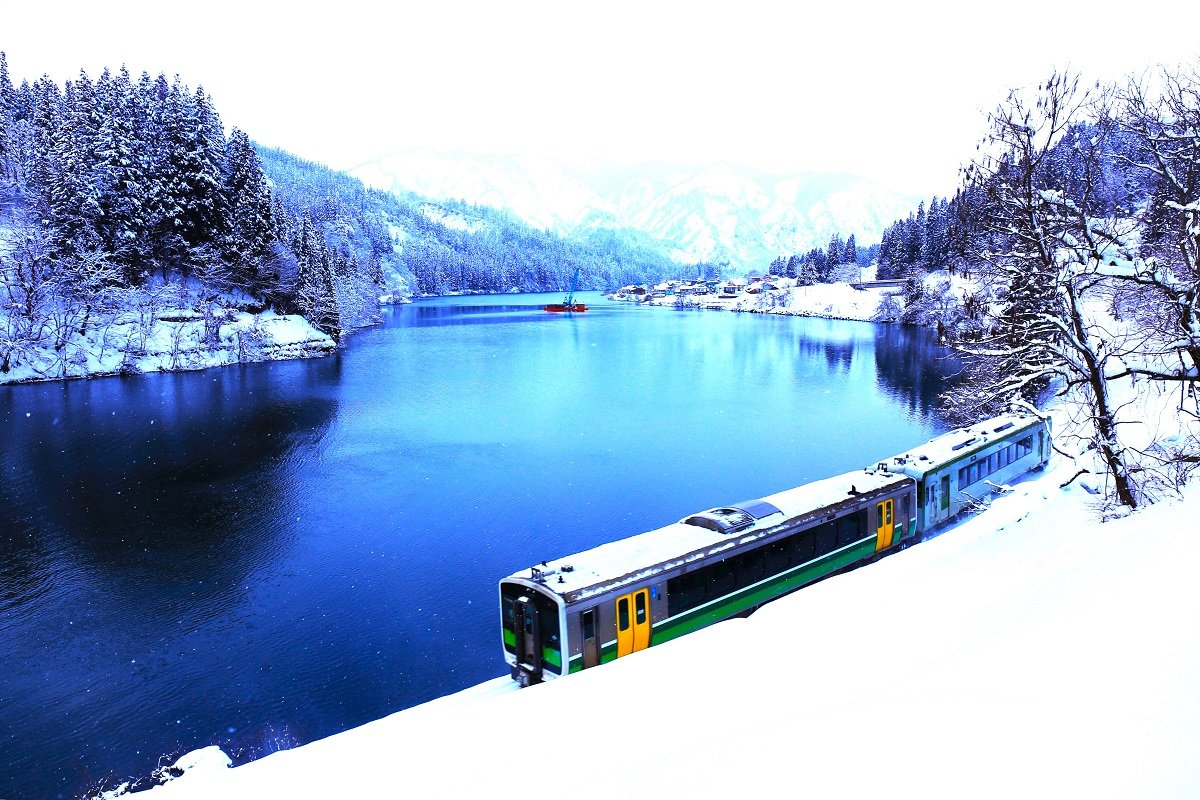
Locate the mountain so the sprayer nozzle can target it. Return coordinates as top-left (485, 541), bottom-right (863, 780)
top-left (349, 149), bottom-right (921, 270)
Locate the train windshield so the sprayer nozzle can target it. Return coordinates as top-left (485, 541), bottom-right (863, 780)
top-left (500, 581), bottom-right (562, 680)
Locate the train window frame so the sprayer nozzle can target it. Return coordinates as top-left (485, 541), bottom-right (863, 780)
top-left (582, 607), bottom-right (596, 641)
top-left (541, 598), bottom-right (561, 668)
top-left (501, 595), bottom-right (516, 654)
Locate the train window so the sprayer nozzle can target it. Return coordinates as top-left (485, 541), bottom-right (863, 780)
top-left (1019, 436), bottom-right (1033, 457)
top-left (709, 559), bottom-right (735, 597)
top-left (794, 530), bottom-right (816, 563)
top-left (525, 591), bottom-right (561, 674)
top-left (617, 597), bottom-right (630, 631)
top-left (582, 608), bottom-right (596, 640)
top-left (635, 591), bottom-right (647, 625)
top-left (987, 453), bottom-right (997, 474)
top-left (958, 466), bottom-right (968, 486)
top-left (501, 595), bottom-right (516, 654)
top-left (837, 513), bottom-right (859, 546)
top-left (738, 548), bottom-right (766, 586)
top-left (815, 522), bottom-right (838, 557)
top-left (667, 572), bottom-right (698, 616)
top-left (763, 539), bottom-right (790, 575)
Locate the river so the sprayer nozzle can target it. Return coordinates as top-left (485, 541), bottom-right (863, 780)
top-left (0, 292), bottom-right (959, 799)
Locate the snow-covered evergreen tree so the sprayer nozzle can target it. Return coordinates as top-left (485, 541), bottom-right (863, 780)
top-left (222, 128), bottom-right (275, 293)
top-left (843, 233), bottom-right (857, 266)
top-left (293, 215), bottom-right (340, 337)
top-left (0, 52), bottom-right (13, 184)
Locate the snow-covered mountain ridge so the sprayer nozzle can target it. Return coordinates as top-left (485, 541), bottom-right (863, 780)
top-left (349, 150), bottom-right (921, 269)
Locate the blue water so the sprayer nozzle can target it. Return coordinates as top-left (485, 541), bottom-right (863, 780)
top-left (0, 293), bottom-right (958, 799)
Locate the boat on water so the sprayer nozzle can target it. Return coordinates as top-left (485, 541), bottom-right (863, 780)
top-left (545, 267), bottom-right (587, 312)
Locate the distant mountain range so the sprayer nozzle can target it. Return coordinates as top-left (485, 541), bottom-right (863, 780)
top-left (349, 149), bottom-right (921, 269)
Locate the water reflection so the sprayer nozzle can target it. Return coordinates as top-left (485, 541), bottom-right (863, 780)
top-left (872, 323), bottom-right (962, 416)
top-left (0, 358), bottom-right (340, 800)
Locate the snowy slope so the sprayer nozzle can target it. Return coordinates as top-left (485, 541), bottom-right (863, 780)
top-left (117, 395), bottom-right (1200, 799)
top-left (349, 150), bottom-right (920, 269)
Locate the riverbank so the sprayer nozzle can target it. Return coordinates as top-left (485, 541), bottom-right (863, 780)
top-left (611, 279), bottom-right (902, 323)
top-left (0, 305), bottom-right (335, 385)
top-left (109, 383), bottom-right (1200, 799)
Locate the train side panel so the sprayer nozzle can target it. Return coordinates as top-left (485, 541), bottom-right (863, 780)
top-left (562, 483), bottom-right (915, 674)
top-left (899, 416), bottom-right (1050, 535)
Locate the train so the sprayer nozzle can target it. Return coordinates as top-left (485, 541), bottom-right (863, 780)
top-left (499, 412), bottom-right (1051, 686)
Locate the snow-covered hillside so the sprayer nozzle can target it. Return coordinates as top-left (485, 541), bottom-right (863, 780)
top-left (349, 149), bottom-right (920, 269)
top-left (110, 388), bottom-right (1200, 799)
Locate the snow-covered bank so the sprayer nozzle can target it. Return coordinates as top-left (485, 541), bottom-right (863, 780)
top-left (617, 280), bottom-right (900, 323)
top-left (0, 308), bottom-right (336, 385)
top-left (114, 416), bottom-right (1200, 799)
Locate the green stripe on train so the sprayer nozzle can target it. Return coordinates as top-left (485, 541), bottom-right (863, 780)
top-left (566, 539), bottom-right (876, 673)
top-left (542, 647), bottom-right (561, 669)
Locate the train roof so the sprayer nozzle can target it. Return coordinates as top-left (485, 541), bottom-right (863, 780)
top-left (885, 413), bottom-right (1044, 478)
top-left (504, 467), bottom-right (911, 604)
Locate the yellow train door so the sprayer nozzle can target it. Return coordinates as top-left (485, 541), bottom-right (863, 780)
top-left (875, 498), bottom-right (895, 551)
top-left (615, 588), bottom-right (651, 658)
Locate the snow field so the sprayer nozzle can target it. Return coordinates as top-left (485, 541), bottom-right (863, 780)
top-left (124, 437), bottom-right (1200, 799)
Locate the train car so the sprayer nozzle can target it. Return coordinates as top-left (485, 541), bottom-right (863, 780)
top-left (884, 413), bottom-right (1051, 533)
top-left (499, 412), bottom-right (1052, 686)
top-left (500, 466), bottom-right (915, 686)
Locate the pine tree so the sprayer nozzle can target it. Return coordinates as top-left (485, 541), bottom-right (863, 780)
top-left (920, 198), bottom-right (946, 271)
top-left (222, 128), bottom-right (275, 293)
top-left (843, 234), bottom-right (857, 266)
top-left (0, 52), bottom-right (13, 183)
top-left (88, 68), bottom-right (147, 280)
top-left (153, 79), bottom-right (228, 273)
top-left (827, 232), bottom-right (843, 267)
top-left (293, 216), bottom-right (340, 337)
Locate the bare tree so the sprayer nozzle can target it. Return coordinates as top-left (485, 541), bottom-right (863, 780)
top-left (1112, 66), bottom-right (1200, 376)
top-left (948, 72), bottom-right (1141, 507)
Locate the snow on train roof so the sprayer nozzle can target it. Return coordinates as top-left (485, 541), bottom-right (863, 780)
top-left (886, 412), bottom-right (1043, 477)
top-left (506, 467), bottom-right (910, 603)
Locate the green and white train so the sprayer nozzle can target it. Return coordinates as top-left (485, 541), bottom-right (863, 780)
top-left (500, 413), bottom-right (1051, 686)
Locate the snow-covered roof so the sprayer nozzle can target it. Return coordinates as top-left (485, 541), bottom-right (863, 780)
top-left (886, 413), bottom-right (1042, 478)
top-left (507, 468), bottom-right (910, 603)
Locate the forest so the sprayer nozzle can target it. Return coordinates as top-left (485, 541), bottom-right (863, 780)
top-left (0, 53), bottom-right (679, 376)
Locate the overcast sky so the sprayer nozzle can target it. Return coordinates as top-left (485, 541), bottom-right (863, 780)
top-left (5, 1), bottom-right (1198, 197)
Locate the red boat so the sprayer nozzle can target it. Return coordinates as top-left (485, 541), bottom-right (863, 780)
top-left (545, 267), bottom-right (586, 312)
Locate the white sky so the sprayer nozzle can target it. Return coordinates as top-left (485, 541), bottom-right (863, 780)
top-left (6, 0), bottom-right (1198, 197)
